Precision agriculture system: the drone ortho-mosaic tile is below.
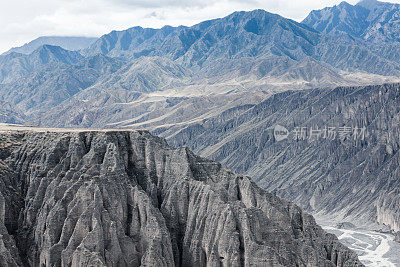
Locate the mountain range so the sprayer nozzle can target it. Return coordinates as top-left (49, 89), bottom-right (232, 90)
top-left (2, 3), bottom-right (400, 125)
top-left (2, 36), bottom-right (97, 55)
top-left (303, 0), bottom-right (400, 43)
top-left (163, 83), bottom-right (400, 234)
top-left (1, 1), bottom-right (400, 265)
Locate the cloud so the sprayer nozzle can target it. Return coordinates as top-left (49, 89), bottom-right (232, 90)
top-left (1, 0), bottom-right (400, 53)
top-left (109, 0), bottom-right (257, 8)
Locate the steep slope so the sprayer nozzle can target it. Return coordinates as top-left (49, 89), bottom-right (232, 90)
top-left (3, 36), bottom-right (98, 55)
top-left (303, 0), bottom-right (400, 43)
top-left (314, 36), bottom-right (400, 76)
top-left (85, 8), bottom-right (400, 78)
top-left (0, 101), bottom-right (25, 124)
top-left (160, 83), bottom-right (400, 236)
top-left (84, 9), bottom-right (320, 66)
top-left (83, 26), bottom-right (187, 59)
top-left (0, 54), bottom-right (124, 115)
top-left (0, 126), bottom-right (362, 266)
top-left (0, 45), bottom-right (83, 84)
top-left (177, 10), bottom-right (320, 67)
top-left (2, 9), bottom-right (400, 128)
top-left (302, 2), bottom-right (370, 38)
top-left (97, 56), bottom-right (192, 93)
top-left (356, 0), bottom-right (400, 43)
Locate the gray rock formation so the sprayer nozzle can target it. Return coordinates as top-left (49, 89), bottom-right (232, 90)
top-left (303, 0), bottom-right (400, 44)
top-left (160, 83), bottom-right (400, 236)
top-left (0, 52), bottom-right (124, 115)
top-left (377, 188), bottom-right (400, 232)
top-left (0, 127), bottom-right (362, 266)
top-left (0, 5), bottom-right (400, 263)
top-left (83, 10), bottom-right (320, 65)
top-left (395, 232), bottom-right (400, 243)
top-left (0, 45), bottom-right (83, 84)
top-left (83, 8), bottom-right (400, 77)
top-left (0, 101), bottom-right (25, 124)
top-left (336, 223), bottom-right (356, 230)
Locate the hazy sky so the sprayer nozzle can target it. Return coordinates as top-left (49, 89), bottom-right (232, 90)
top-left (1, 0), bottom-right (400, 53)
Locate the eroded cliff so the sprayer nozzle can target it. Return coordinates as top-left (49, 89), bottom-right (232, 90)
top-left (0, 128), bottom-right (362, 266)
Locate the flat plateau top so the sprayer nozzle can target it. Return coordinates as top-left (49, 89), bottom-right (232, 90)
top-left (0, 123), bottom-right (138, 133)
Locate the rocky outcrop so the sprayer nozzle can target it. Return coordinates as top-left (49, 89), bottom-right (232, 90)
top-left (0, 45), bottom-right (83, 84)
top-left (377, 189), bottom-right (400, 232)
top-left (163, 83), bottom-right (400, 235)
top-left (395, 232), bottom-right (400, 243)
top-left (303, 0), bottom-right (400, 44)
top-left (0, 128), bottom-right (362, 266)
top-left (0, 52), bottom-right (124, 115)
top-left (0, 100), bottom-right (25, 124)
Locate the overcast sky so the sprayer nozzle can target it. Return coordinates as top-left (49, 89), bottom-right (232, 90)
top-left (1, 0), bottom-right (400, 53)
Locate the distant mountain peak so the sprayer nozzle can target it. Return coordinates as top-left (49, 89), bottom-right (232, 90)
top-left (227, 9), bottom-right (282, 21)
top-left (32, 44), bottom-right (69, 56)
top-left (338, 1), bottom-right (353, 7)
top-left (84, 8), bottom-right (320, 63)
top-left (30, 44), bottom-right (83, 65)
top-left (36, 44), bottom-right (62, 52)
top-left (303, 0), bottom-right (400, 42)
top-left (2, 36), bottom-right (97, 56)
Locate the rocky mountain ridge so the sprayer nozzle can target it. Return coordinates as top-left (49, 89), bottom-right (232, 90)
top-left (2, 36), bottom-right (97, 56)
top-left (2, 5), bottom-right (400, 126)
top-left (0, 126), bottom-right (362, 266)
top-left (303, 0), bottom-right (400, 43)
top-left (1, 6), bottom-right (400, 126)
top-left (155, 83), bottom-right (400, 236)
